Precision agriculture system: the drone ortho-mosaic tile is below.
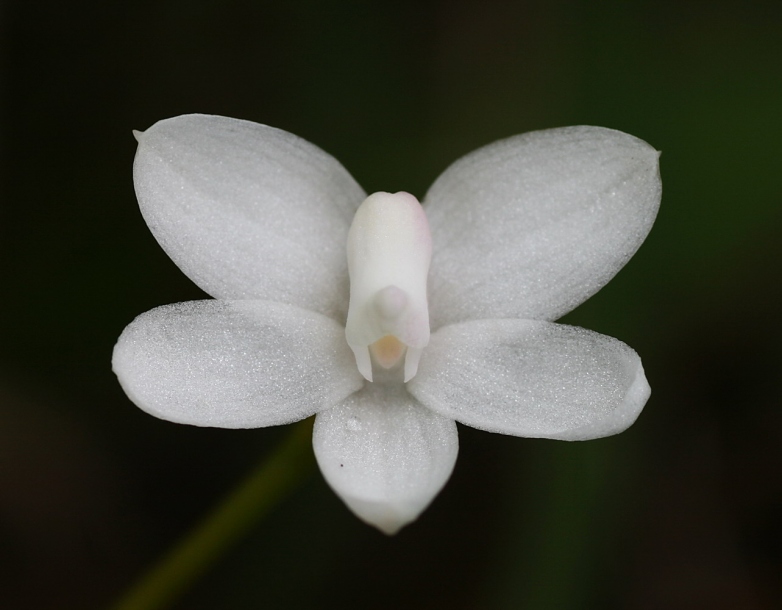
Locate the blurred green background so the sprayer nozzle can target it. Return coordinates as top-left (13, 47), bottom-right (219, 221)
top-left (2, 0), bottom-right (781, 608)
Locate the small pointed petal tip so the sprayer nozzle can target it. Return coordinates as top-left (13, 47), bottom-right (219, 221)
top-left (342, 497), bottom-right (420, 535)
top-left (565, 360), bottom-right (651, 440)
top-left (132, 129), bottom-right (144, 143)
top-left (404, 347), bottom-right (423, 382)
top-left (351, 346), bottom-right (373, 382)
top-left (623, 361), bottom-right (651, 426)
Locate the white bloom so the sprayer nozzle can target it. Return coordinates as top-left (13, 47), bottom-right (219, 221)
top-left (113, 114), bottom-right (661, 534)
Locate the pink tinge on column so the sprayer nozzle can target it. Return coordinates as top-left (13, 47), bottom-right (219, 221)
top-left (344, 192), bottom-right (432, 382)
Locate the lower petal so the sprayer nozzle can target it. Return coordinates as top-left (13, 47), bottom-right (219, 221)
top-left (313, 384), bottom-right (458, 534)
top-left (407, 319), bottom-right (650, 441)
top-left (112, 300), bottom-right (363, 428)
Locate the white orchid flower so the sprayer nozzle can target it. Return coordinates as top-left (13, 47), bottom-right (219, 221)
top-left (113, 114), bottom-right (661, 534)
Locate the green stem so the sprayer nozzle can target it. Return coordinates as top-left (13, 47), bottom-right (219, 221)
top-left (109, 418), bottom-right (315, 610)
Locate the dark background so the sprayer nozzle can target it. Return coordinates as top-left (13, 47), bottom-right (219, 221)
top-left (2, 0), bottom-right (781, 608)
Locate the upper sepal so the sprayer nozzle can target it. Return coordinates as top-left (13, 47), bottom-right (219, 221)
top-left (424, 126), bottom-right (661, 328)
top-left (133, 114), bottom-right (366, 320)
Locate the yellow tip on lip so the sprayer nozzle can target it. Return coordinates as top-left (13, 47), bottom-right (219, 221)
top-left (369, 335), bottom-right (406, 369)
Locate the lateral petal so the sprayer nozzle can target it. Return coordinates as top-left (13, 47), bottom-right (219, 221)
top-left (407, 319), bottom-right (650, 441)
top-left (112, 300), bottom-right (364, 428)
top-left (313, 383), bottom-right (458, 534)
top-left (424, 126), bottom-right (661, 328)
top-left (133, 114), bottom-right (365, 320)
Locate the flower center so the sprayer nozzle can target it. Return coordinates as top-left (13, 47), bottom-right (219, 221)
top-left (344, 192), bottom-right (432, 383)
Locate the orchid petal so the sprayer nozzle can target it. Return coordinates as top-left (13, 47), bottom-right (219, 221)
top-left (408, 319), bottom-right (650, 441)
top-left (133, 114), bottom-right (366, 320)
top-left (112, 300), bottom-right (363, 428)
top-left (313, 383), bottom-right (458, 534)
top-left (423, 126), bottom-right (661, 329)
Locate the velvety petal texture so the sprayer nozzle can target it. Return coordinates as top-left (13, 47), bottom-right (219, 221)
top-left (408, 319), bottom-right (650, 441)
top-left (113, 300), bottom-right (364, 428)
top-left (133, 114), bottom-right (366, 320)
top-left (313, 383), bottom-right (458, 534)
top-left (424, 126), bottom-right (661, 329)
